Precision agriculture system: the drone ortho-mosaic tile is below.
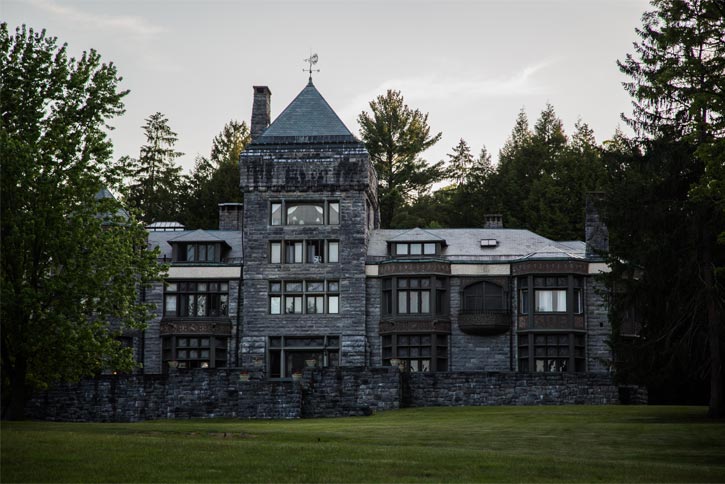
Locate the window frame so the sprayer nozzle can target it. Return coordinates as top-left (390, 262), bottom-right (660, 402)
top-left (382, 333), bottom-right (448, 372)
top-left (269, 200), bottom-right (340, 226)
top-left (268, 335), bottom-right (340, 379)
top-left (162, 335), bottom-right (228, 369)
top-left (269, 279), bottom-right (340, 315)
top-left (269, 239), bottom-right (340, 264)
top-left (382, 276), bottom-right (447, 317)
top-left (164, 281), bottom-right (229, 318)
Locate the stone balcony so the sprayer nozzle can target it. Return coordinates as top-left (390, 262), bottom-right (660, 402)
top-left (458, 311), bottom-right (511, 335)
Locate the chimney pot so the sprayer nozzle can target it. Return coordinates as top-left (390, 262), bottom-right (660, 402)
top-left (484, 214), bottom-right (503, 229)
top-left (585, 192), bottom-right (608, 259)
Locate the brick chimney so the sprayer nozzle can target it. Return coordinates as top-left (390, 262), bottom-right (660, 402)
top-left (585, 192), bottom-right (608, 260)
top-left (250, 86), bottom-right (271, 141)
top-left (219, 203), bottom-right (243, 231)
top-left (484, 214), bottom-right (503, 229)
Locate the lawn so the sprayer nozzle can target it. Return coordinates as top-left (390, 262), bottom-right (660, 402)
top-left (2, 406), bottom-right (724, 483)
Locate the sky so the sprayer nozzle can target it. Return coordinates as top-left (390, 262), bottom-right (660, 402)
top-left (4, 0), bottom-right (652, 174)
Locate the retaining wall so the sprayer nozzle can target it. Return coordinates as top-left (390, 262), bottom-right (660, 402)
top-left (25, 368), bottom-right (643, 422)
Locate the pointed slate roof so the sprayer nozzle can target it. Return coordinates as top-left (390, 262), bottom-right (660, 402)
top-left (252, 80), bottom-right (357, 145)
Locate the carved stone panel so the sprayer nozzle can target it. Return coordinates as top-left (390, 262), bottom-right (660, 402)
top-left (379, 319), bottom-right (451, 334)
top-left (532, 314), bottom-right (570, 329)
top-left (512, 260), bottom-right (588, 275)
top-left (160, 319), bottom-right (232, 336)
top-left (379, 261), bottom-right (450, 276)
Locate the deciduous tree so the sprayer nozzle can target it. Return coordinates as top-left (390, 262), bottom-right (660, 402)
top-left (0, 24), bottom-right (163, 419)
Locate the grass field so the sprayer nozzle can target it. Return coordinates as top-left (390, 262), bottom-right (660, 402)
top-left (2, 406), bottom-right (724, 483)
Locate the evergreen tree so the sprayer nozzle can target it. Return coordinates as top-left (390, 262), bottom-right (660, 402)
top-left (358, 90), bottom-right (443, 228)
top-left (126, 112), bottom-right (185, 224)
top-left (446, 139), bottom-right (475, 186)
top-left (0, 24), bottom-right (163, 419)
top-left (183, 120), bottom-right (249, 229)
top-left (607, 0), bottom-right (725, 417)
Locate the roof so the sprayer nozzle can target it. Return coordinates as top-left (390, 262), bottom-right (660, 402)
top-left (389, 228), bottom-right (447, 243)
top-left (94, 187), bottom-right (130, 221)
top-left (367, 228), bottom-right (585, 262)
top-left (146, 221), bottom-right (185, 231)
top-left (147, 230), bottom-right (242, 262)
top-left (168, 229), bottom-right (229, 244)
top-left (252, 80), bottom-right (357, 145)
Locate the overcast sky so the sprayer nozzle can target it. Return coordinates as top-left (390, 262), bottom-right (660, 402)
top-left (5, 0), bottom-right (651, 173)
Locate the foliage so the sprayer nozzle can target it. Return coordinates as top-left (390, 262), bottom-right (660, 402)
top-left (125, 112), bottom-right (185, 224)
top-left (183, 120), bottom-right (249, 229)
top-left (488, 106), bottom-right (606, 240)
top-left (0, 24), bottom-right (163, 419)
top-left (3, 406), bottom-right (725, 482)
top-left (358, 90), bottom-right (443, 228)
top-left (607, 0), bottom-right (725, 417)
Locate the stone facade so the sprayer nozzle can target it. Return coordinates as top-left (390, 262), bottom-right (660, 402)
top-left (69, 80), bottom-right (625, 421)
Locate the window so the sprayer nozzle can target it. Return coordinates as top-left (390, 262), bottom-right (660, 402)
top-left (269, 335), bottom-right (339, 378)
top-left (393, 242), bottom-right (437, 256)
top-left (269, 240), bottom-right (340, 264)
top-left (535, 290), bottom-right (567, 312)
top-left (518, 333), bottom-right (585, 373)
top-left (162, 335), bottom-right (227, 369)
top-left (382, 276), bottom-right (447, 316)
top-left (164, 282), bottom-right (228, 318)
top-left (177, 243), bottom-right (220, 262)
top-left (462, 281), bottom-right (506, 313)
top-left (382, 334), bottom-right (448, 372)
top-left (518, 276), bottom-right (583, 314)
top-left (269, 280), bottom-right (339, 315)
top-left (270, 201), bottom-right (340, 226)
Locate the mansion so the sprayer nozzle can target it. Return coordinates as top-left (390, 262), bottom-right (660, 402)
top-left (137, 80), bottom-right (614, 379)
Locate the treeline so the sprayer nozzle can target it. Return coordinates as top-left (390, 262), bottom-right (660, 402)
top-left (120, 113), bottom-right (250, 230)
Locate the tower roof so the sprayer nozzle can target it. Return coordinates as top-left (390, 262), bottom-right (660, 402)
top-left (252, 80), bottom-right (357, 145)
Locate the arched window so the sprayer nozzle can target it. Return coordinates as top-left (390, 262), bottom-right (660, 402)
top-left (462, 281), bottom-right (505, 313)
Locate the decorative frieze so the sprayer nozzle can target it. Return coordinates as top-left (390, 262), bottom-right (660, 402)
top-left (512, 260), bottom-right (588, 275)
top-left (160, 320), bottom-right (232, 336)
top-left (379, 261), bottom-right (450, 276)
top-left (379, 319), bottom-right (451, 334)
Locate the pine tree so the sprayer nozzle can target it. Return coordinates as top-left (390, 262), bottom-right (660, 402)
top-left (608, 0), bottom-right (725, 417)
top-left (183, 120), bottom-right (249, 229)
top-left (126, 112), bottom-right (185, 224)
top-left (358, 90), bottom-right (443, 228)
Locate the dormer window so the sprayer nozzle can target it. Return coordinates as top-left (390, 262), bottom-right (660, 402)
top-left (177, 243), bottom-right (221, 263)
top-left (393, 242), bottom-right (438, 256)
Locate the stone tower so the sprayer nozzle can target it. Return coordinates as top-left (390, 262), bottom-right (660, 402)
top-left (239, 80), bottom-right (379, 377)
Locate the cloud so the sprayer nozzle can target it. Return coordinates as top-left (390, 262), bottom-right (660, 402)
top-left (28, 0), bottom-right (165, 38)
top-left (340, 61), bottom-right (553, 122)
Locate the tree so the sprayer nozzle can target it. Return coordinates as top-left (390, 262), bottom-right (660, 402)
top-left (358, 90), bottom-right (443, 228)
top-left (183, 120), bottom-right (249, 229)
top-left (0, 24), bottom-right (163, 419)
top-left (126, 112), bottom-right (185, 224)
top-left (608, 0), bottom-right (725, 417)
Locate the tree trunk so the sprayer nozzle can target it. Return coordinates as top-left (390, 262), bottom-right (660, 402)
top-left (703, 240), bottom-right (724, 418)
top-left (3, 360), bottom-right (28, 421)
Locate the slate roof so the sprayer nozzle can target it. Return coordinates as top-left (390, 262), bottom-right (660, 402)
top-left (367, 228), bottom-right (585, 262)
top-left (252, 80), bottom-right (357, 145)
top-left (148, 230), bottom-right (242, 262)
top-left (389, 228), bottom-right (447, 243)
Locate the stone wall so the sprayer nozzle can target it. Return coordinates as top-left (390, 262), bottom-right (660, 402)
top-left (26, 368), bottom-right (643, 422)
top-left (301, 366), bottom-right (400, 418)
top-left (404, 372), bottom-right (623, 406)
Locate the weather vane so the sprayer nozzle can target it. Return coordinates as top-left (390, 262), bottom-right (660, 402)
top-left (303, 53), bottom-right (320, 81)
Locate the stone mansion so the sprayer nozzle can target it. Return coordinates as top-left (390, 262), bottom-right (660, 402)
top-left (138, 79), bottom-right (613, 380)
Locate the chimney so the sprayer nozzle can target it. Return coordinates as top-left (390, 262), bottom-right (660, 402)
top-left (219, 203), bottom-right (243, 231)
top-left (250, 86), bottom-right (271, 141)
top-left (484, 214), bottom-right (503, 229)
top-left (585, 192), bottom-right (609, 260)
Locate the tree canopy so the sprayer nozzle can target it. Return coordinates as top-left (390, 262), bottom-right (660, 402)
top-left (606, 0), bottom-right (725, 417)
top-left (125, 112), bottom-right (185, 224)
top-left (0, 24), bottom-right (163, 419)
top-left (358, 90), bottom-right (443, 228)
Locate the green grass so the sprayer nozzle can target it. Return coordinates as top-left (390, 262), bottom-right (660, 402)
top-left (2, 406), bottom-right (724, 483)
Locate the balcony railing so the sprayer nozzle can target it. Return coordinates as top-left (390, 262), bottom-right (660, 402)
top-left (458, 310), bottom-right (511, 335)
